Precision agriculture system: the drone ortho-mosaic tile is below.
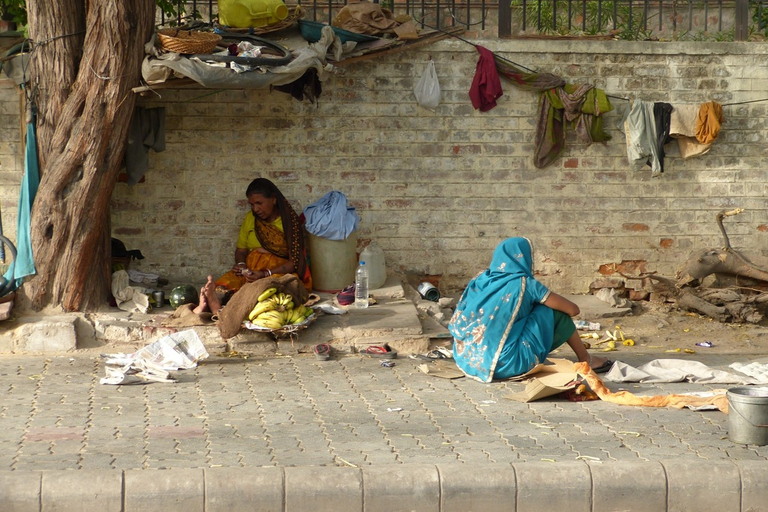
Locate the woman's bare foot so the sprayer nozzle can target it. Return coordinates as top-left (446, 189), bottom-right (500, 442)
top-left (203, 275), bottom-right (223, 315)
top-left (192, 277), bottom-right (213, 314)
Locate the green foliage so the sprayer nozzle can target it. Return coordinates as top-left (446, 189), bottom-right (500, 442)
top-left (0, 1), bottom-right (196, 29)
top-left (509, 0), bottom-right (657, 40)
top-left (752, 2), bottom-right (768, 37)
top-left (1, 0), bottom-right (27, 26)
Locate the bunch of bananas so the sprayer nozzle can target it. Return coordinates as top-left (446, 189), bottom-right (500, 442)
top-left (248, 287), bottom-right (314, 330)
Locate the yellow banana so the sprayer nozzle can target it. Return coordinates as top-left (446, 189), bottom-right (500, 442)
top-left (284, 300), bottom-right (294, 311)
top-left (304, 306), bottom-right (314, 317)
top-left (288, 308), bottom-right (302, 324)
top-left (253, 318), bottom-right (283, 329)
top-left (248, 301), bottom-right (277, 321)
top-left (258, 310), bottom-right (284, 322)
top-left (257, 287), bottom-right (278, 302)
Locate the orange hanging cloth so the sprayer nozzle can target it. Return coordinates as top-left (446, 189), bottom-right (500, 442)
top-left (695, 101), bottom-right (724, 144)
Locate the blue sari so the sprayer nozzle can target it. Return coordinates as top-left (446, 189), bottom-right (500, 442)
top-left (448, 237), bottom-right (555, 382)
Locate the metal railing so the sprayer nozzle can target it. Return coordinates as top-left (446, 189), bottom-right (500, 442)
top-left (158, 0), bottom-right (495, 33)
top-left (158, 0), bottom-right (766, 40)
top-left (498, 0), bottom-right (761, 41)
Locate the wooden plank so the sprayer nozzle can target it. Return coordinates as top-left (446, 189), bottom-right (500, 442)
top-left (333, 28), bottom-right (465, 67)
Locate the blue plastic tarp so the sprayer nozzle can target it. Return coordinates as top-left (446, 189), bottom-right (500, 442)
top-left (303, 190), bottom-right (359, 241)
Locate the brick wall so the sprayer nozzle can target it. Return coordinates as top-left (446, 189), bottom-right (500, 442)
top-left (4, 40), bottom-right (768, 293)
top-left (0, 78), bottom-right (21, 256)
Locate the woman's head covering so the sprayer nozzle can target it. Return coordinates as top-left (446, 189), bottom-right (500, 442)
top-left (245, 178), bottom-right (309, 282)
top-left (448, 237), bottom-right (553, 382)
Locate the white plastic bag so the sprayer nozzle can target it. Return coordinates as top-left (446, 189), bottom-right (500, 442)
top-left (414, 60), bottom-right (441, 110)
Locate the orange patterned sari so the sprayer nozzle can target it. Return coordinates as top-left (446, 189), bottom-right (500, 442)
top-left (215, 215), bottom-right (312, 292)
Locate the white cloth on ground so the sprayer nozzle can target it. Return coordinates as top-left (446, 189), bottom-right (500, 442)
top-left (127, 269), bottom-right (160, 285)
top-left (605, 358), bottom-right (762, 384)
top-left (112, 270), bottom-right (151, 313)
top-left (729, 361), bottom-right (768, 384)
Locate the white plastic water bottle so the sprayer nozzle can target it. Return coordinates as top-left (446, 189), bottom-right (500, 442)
top-left (355, 261), bottom-right (369, 309)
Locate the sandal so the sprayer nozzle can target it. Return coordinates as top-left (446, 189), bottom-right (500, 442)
top-left (593, 359), bottom-right (614, 374)
top-left (362, 345), bottom-right (398, 359)
top-left (336, 284), bottom-right (355, 306)
top-left (313, 343), bottom-right (331, 361)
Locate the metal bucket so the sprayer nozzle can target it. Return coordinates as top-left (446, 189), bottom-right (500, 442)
top-left (727, 386), bottom-right (768, 445)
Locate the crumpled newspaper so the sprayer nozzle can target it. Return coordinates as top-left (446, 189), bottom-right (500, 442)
top-left (100, 329), bottom-right (208, 385)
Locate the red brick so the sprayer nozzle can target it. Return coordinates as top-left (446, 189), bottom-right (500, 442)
top-left (758, 225), bottom-right (768, 232)
top-left (623, 223), bottom-right (649, 232)
top-left (660, 238), bottom-right (674, 248)
top-left (564, 158), bottom-right (579, 168)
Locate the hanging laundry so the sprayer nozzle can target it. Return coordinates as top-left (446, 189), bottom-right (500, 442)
top-left (468, 46), bottom-right (503, 112)
top-left (621, 99), bottom-right (661, 176)
top-left (124, 106), bottom-right (166, 186)
top-left (3, 106), bottom-right (40, 289)
top-left (695, 100), bottom-right (724, 144)
top-left (669, 103), bottom-right (712, 159)
top-left (650, 102), bottom-right (673, 173)
top-left (535, 83), bottom-right (613, 168)
top-left (273, 67), bottom-right (322, 104)
top-left (492, 55), bottom-right (611, 168)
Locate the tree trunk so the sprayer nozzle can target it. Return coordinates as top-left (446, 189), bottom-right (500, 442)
top-left (23, 0), bottom-right (155, 311)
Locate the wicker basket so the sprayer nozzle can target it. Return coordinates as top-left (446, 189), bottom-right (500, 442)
top-left (157, 29), bottom-right (222, 54)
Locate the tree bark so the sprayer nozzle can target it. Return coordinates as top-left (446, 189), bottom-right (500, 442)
top-left (23, 0), bottom-right (155, 311)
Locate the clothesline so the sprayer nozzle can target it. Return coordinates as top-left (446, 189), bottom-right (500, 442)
top-left (415, 20), bottom-right (768, 108)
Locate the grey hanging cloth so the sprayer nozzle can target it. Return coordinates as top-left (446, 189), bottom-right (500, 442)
top-left (124, 106), bottom-right (166, 185)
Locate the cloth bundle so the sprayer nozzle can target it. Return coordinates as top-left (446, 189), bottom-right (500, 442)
top-left (620, 100), bottom-right (723, 175)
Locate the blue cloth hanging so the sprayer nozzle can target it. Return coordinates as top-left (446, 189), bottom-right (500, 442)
top-left (303, 190), bottom-right (360, 241)
top-left (3, 112), bottom-right (40, 289)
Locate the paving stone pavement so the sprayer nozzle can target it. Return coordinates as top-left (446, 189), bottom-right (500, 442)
top-left (2, 351), bottom-right (768, 472)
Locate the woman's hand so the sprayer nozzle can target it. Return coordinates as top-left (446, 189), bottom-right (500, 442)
top-left (232, 262), bottom-right (247, 276)
top-left (243, 269), bottom-right (266, 282)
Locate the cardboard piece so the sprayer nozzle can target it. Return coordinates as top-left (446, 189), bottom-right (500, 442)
top-left (505, 358), bottom-right (579, 402)
top-left (419, 360), bottom-right (465, 379)
top-left (508, 358), bottom-right (576, 381)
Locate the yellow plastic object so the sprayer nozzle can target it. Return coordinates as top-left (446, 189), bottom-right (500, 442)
top-left (622, 339), bottom-right (635, 346)
top-left (218, 0), bottom-right (289, 28)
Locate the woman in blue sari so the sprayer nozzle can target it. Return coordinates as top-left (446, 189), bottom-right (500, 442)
top-left (448, 237), bottom-right (611, 382)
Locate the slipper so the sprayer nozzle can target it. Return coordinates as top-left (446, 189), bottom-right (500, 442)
top-left (362, 345), bottom-right (398, 359)
top-left (336, 284), bottom-right (355, 306)
top-left (413, 349), bottom-right (449, 361)
top-left (313, 343), bottom-right (331, 361)
top-left (593, 359), bottom-right (614, 374)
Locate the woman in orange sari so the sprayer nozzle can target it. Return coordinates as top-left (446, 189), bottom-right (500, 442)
top-left (196, 178), bottom-right (312, 315)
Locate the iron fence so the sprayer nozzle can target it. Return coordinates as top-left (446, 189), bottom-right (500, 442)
top-left (158, 0), bottom-right (767, 40)
top-left (498, 0), bottom-right (764, 40)
top-left (158, 0), bottom-right (495, 33)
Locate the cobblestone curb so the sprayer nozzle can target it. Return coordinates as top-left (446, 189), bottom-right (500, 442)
top-left (2, 461), bottom-right (768, 511)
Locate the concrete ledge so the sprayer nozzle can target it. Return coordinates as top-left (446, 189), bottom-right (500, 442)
top-left (2, 461), bottom-right (767, 511)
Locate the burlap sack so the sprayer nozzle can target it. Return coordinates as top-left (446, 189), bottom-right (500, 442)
top-left (217, 274), bottom-right (309, 339)
top-left (332, 1), bottom-right (398, 35)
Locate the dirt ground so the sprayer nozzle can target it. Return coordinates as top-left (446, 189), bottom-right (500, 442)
top-left (572, 300), bottom-right (768, 359)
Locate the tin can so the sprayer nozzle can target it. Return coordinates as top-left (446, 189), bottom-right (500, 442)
top-left (153, 290), bottom-right (165, 308)
top-left (417, 282), bottom-right (440, 302)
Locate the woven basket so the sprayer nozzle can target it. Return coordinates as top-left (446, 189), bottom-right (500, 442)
top-left (157, 29), bottom-right (222, 54)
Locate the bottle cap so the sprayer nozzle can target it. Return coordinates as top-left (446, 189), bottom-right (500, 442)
top-left (360, 261), bottom-right (365, 264)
